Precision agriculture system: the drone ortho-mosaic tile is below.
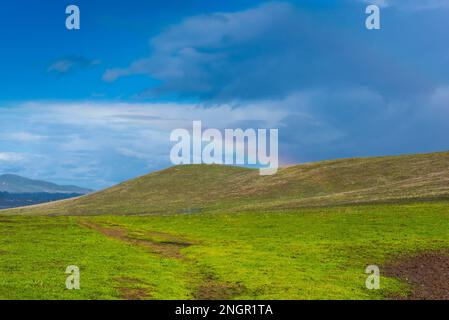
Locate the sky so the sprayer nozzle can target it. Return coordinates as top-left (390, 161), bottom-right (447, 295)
top-left (0, 0), bottom-right (448, 189)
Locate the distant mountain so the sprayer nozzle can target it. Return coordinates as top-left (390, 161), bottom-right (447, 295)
top-left (0, 174), bottom-right (92, 194)
top-left (0, 192), bottom-right (88, 210)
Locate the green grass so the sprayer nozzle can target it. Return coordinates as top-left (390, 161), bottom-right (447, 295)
top-left (0, 216), bottom-right (191, 300)
top-left (2, 201), bottom-right (449, 300)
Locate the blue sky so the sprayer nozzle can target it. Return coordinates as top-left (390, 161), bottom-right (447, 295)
top-left (0, 0), bottom-right (449, 189)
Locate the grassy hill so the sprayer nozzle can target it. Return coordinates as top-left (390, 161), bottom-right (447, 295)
top-left (4, 150), bottom-right (449, 216)
top-left (2, 151), bottom-right (449, 300)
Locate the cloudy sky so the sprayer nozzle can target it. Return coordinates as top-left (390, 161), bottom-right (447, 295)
top-left (0, 0), bottom-right (448, 189)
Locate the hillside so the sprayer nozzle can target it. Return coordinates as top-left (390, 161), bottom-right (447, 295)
top-left (3, 151), bottom-right (449, 216)
top-left (0, 174), bottom-right (92, 194)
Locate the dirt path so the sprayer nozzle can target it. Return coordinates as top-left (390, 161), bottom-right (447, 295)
top-left (78, 220), bottom-right (247, 300)
top-left (385, 251), bottom-right (449, 300)
top-left (78, 220), bottom-right (191, 259)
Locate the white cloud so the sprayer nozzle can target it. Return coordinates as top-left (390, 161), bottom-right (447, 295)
top-left (21, 100), bottom-right (288, 131)
top-left (102, 2), bottom-right (311, 101)
top-left (48, 57), bottom-right (101, 74)
top-left (0, 99), bottom-right (291, 188)
top-left (359, 0), bottom-right (449, 10)
top-left (103, 2), bottom-right (294, 83)
top-left (48, 60), bottom-right (74, 73)
top-left (361, 0), bottom-right (389, 8)
top-left (0, 152), bottom-right (25, 162)
top-left (2, 83), bottom-right (449, 189)
top-left (1, 132), bottom-right (47, 142)
top-left (429, 86), bottom-right (449, 114)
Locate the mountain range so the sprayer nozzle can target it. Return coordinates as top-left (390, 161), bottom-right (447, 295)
top-left (0, 174), bottom-right (92, 209)
top-left (0, 174), bottom-right (92, 194)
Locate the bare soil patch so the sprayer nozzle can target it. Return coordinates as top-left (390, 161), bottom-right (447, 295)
top-left (0, 219), bottom-right (19, 223)
top-left (115, 277), bottom-right (151, 300)
top-left (385, 251), bottom-right (449, 300)
top-left (192, 267), bottom-right (247, 300)
top-left (195, 277), bottom-right (246, 300)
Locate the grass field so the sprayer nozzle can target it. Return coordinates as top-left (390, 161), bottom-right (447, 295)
top-left (2, 201), bottom-right (449, 300)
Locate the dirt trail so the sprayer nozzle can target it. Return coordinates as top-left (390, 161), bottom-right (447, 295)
top-left (385, 251), bottom-right (449, 300)
top-left (78, 220), bottom-right (191, 259)
top-left (78, 220), bottom-right (247, 300)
